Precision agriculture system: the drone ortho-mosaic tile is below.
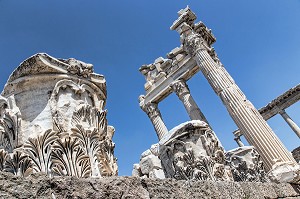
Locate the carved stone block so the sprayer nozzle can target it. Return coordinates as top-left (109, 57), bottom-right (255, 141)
top-left (0, 53), bottom-right (118, 178)
top-left (140, 154), bottom-right (162, 175)
top-left (159, 120), bottom-right (230, 181)
top-left (225, 146), bottom-right (269, 182)
top-left (132, 143), bottom-right (165, 179)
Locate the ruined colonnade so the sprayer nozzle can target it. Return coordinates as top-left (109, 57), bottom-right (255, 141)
top-left (139, 7), bottom-right (299, 183)
top-left (233, 84), bottom-right (300, 146)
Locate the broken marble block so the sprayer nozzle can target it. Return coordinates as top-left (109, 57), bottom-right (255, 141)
top-left (0, 53), bottom-right (118, 178)
top-left (225, 146), bottom-right (269, 182)
top-left (132, 164), bottom-right (142, 177)
top-left (159, 120), bottom-right (232, 181)
top-left (132, 144), bottom-right (165, 179)
top-left (140, 154), bottom-right (162, 175)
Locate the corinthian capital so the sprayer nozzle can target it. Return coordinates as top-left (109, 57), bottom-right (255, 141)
top-left (170, 80), bottom-right (190, 98)
top-left (171, 7), bottom-right (216, 56)
top-left (141, 102), bottom-right (161, 119)
top-left (181, 23), bottom-right (209, 56)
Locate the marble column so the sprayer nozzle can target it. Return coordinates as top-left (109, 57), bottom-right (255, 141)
top-left (234, 136), bottom-right (245, 147)
top-left (233, 130), bottom-right (245, 147)
top-left (141, 102), bottom-right (168, 140)
top-left (279, 109), bottom-right (300, 138)
top-left (170, 79), bottom-right (209, 125)
top-left (172, 22), bottom-right (297, 172)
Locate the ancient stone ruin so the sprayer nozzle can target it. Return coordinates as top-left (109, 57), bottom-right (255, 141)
top-left (135, 6), bottom-right (300, 184)
top-left (0, 53), bottom-right (117, 178)
top-left (0, 6), bottom-right (299, 199)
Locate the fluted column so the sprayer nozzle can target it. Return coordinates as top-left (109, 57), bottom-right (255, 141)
top-left (279, 109), bottom-right (300, 138)
top-left (170, 79), bottom-right (209, 124)
top-left (141, 102), bottom-right (168, 140)
top-left (175, 22), bottom-right (296, 172)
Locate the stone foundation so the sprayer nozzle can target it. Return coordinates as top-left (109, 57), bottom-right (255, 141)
top-left (0, 172), bottom-right (299, 199)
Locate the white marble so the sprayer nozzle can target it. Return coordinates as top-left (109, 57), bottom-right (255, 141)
top-left (0, 53), bottom-right (118, 178)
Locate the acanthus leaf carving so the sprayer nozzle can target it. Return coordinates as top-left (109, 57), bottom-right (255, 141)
top-left (0, 149), bottom-right (7, 171)
top-left (159, 121), bottom-right (231, 182)
top-left (141, 102), bottom-right (161, 120)
top-left (98, 126), bottom-right (118, 177)
top-left (24, 129), bottom-right (58, 174)
top-left (97, 143), bottom-right (118, 177)
top-left (71, 125), bottom-right (101, 177)
top-left (4, 150), bottom-right (32, 177)
top-left (225, 146), bottom-right (269, 182)
top-left (51, 136), bottom-right (91, 178)
top-left (178, 23), bottom-right (211, 57)
top-left (170, 80), bottom-right (190, 98)
top-left (0, 54), bottom-right (117, 179)
top-left (0, 96), bottom-right (20, 153)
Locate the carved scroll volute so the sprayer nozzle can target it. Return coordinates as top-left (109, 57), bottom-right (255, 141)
top-left (141, 102), bottom-right (161, 120)
top-left (170, 80), bottom-right (190, 99)
top-left (49, 80), bottom-right (105, 135)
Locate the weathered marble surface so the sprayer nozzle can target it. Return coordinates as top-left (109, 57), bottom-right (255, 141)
top-left (134, 121), bottom-right (239, 182)
top-left (225, 146), bottom-right (269, 182)
top-left (0, 53), bottom-right (118, 178)
top-left (132, 144), bottom-right (165, 179)
top-left (159, 120), bottom-right (232, 181)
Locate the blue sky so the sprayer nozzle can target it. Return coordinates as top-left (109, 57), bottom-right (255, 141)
top-left (0, 0), bottom-right (299, 176)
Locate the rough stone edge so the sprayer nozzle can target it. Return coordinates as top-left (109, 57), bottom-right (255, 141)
top-left (0, 172), bottom-right (299, 198)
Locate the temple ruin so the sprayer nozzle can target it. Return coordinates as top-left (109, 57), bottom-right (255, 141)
top-left (0, 53), bottom-right (118, 178)
top-left (234, 83), bottom-right (300, 147)
top-left (0, 4), bottom-right (299, 199)
top-left (136, 7), bottom-right (300, 184)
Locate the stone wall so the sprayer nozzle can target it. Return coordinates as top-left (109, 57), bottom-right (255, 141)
top-left (0, 172), bottom-right (299, 199)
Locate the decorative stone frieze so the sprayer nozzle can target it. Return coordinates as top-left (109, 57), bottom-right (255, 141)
top-left (259, 84), bottom-right (300, 120)
top-left (0, 53), bottom-right (117, 178)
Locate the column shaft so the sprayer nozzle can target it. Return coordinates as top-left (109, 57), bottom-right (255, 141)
top-left (279, 109), bottom-right (300, 138)
top-left (195, 48), bottom-right (295, 170)
top-left (141, 102), bottom-right (168, 140)
top-left (176, 24), bottom-right (296, 171)
top-left (171, 80), bottom-right (209, 124)
top-left (234, 136), bottom-right (244, 147)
